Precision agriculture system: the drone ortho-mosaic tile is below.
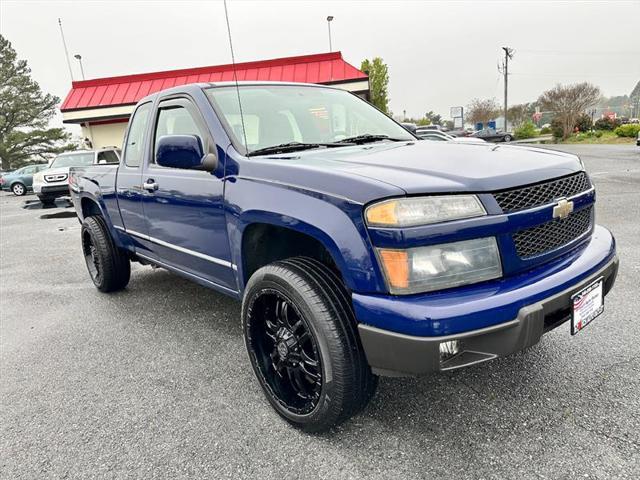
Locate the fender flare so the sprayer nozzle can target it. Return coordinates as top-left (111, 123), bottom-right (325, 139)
top-left (77, 193), bottom-right (127, 249)
top-left (225, 179), bottom-right (385, 294)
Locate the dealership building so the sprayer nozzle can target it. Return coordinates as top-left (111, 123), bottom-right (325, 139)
top-left (60, 52), bottom-right (370, 149)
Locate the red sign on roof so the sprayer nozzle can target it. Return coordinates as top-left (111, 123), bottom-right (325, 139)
top-left (61, 52), bottom-right (367, 112)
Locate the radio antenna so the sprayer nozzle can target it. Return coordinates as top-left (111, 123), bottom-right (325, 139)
top-left (57, 18), bottom-right (74, 82)
top-left (223, 0), bottom-right (249, 152)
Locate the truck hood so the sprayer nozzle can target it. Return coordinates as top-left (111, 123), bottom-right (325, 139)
top-left (240, 141), bottom-right (583, 203)
top-left (41, 166), bottom-right (71, 177)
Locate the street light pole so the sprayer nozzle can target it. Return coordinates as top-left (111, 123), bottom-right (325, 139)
top-left (326, 16), bottom-right (334, 52)
top-left (74, 54), bottom-right (85, 80)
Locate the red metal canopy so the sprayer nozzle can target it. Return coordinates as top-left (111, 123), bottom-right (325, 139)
top-left (61, 52), bottom-right (367, 112)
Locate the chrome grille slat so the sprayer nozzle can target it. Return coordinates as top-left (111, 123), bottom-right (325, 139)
top-left (494, 172), bottom-right (591, 213)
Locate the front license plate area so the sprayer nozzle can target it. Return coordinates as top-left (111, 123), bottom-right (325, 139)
top-left (571, 277), bottom-right (604, 335)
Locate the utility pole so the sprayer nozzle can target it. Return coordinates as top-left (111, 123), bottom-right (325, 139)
top-left (501, 47), bottom-right (514, 132)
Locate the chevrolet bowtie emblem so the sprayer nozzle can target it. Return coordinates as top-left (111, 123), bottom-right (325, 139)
top-left (553, 198), bottom-right (574, 220)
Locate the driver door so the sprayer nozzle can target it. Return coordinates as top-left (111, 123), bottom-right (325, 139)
top-left (140, 97), bottom-right (236, 293)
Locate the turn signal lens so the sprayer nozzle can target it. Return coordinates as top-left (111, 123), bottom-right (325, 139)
top-left (366, 201), bottom-right (399, 226)
top-left (378, 249), bottom-right (409, 289)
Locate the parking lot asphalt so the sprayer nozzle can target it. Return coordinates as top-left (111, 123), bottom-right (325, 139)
top-left (1, 144), bottom-right (639, 479)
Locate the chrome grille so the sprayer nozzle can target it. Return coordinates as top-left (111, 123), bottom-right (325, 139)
top-left (45, 173), bottom-right (68, 183)
top-left (513, 206), bottom-right (593, 258)
top-left (494, 172), bottom-right (591, 213)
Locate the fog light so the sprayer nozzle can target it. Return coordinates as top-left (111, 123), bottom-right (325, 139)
top-left (439, 340), bottom-right (460, 361)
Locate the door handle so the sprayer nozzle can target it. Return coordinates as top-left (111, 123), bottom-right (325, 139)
top-left (142, 180), bottom-right (158, 192)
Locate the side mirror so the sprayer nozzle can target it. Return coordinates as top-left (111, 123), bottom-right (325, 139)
top-left (156, 135), bottom-right (217, 171)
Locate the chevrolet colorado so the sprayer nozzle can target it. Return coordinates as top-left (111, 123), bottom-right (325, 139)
top-left (70, 82), bottom-right (618, 432)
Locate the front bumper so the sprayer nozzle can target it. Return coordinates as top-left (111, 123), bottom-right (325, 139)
top-left (355, 225), bottom-right (618, 376)
top-left (35, 184), bottom-right (70, 198)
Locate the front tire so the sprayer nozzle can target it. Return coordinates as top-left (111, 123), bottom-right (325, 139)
top-left (11, 183), bottom-right (26, 196)
top-left (81, 216), bottom-right (130, 292)
top-left (242, 257), bottom-right (377, 432)
top-left (38, 195), bottom-right (56, 206)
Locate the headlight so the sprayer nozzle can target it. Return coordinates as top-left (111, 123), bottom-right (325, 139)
top-left (365, 195), bottom-right (486, 227)
top-left (377, 237), bottom-right (502, 294)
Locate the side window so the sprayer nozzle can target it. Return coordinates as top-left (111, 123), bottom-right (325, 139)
top-left (123, 102), bottom-right (152, 168)
top-left (22, 166), bottom-right (36, 174)
top-left (153, 105), bottom-right (205, 163)
top-left (97, 150), bottom-right (119, 164)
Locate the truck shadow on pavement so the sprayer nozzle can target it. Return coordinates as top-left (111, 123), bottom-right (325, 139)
top-left (22, 198), bottom-right (73, 211)
top-left (112, 265), bottom-right (565, 441)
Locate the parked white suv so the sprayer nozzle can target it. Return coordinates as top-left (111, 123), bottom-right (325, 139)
top-left (33, 148), bottom-right (120, 205)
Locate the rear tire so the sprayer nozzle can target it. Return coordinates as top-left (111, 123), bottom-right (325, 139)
top-left (242, 257), bottom-right (377, 432)
top-left (503, 134), bottom-right (513, 142)
top-left (11, 183), bottom-right (26, 196)
top-left (81, 216), bottom-right (130, 292)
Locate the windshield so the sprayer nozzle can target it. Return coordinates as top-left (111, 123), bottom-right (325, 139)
top-left (50, 152), bottom-right (94, 168)
top-left (205, 85), bottom-right (414, 154)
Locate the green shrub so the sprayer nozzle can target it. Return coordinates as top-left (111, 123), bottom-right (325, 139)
top-left (540, 126), bottom-right (551, 135)
top-left (551, 118), bottom-right (564, 139)
top-left (575, 131), bottom-right (603, 140)
top-left (594, 117), bottom-right (620, 131)
top-left (614, 124), bottom-right (640, 137)
top-left (514, 121), bottom-right (537, 140)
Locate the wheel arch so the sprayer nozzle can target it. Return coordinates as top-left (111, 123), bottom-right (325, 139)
top-left (240, 221), bottom-right (344, 290)
top-left (224, 176), bottom-right (387, 295)
top-left (234, 210), bottom-right (382, 295)
top-left (78, 194), bottom-right (126, 249)
top-left (81, 196), bottom-right (103, 219)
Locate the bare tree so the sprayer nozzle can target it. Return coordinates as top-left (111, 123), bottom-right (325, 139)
top-left (507, 103), bottom-right (533, 128)
top-left (538, 82), bottom-right (601, 139)
top-left (466, 98), bottom-right (501, 126)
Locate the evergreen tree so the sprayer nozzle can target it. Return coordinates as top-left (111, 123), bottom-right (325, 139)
top-left (0, 34), bottom-right (75, 170)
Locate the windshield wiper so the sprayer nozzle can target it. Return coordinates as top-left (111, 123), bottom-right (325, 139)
top-left (332, 134), bottom-right (411, 145)
top-left (247, 142), bottom-right (348, 157)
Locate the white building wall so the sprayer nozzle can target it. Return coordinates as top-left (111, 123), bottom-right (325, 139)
top-left (81, 123), bottom-right (127, 150)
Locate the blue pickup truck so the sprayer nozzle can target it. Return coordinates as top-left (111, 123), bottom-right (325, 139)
top-left (70, 82), bottom-right (618, 432)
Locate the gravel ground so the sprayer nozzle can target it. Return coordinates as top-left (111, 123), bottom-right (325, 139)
top-left (1, 144), bottom-right (639, 479)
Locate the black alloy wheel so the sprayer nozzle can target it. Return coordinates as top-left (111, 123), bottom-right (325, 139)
top-left (82, 228), bottom-right (101, 284)
top-left (80, 216), bottom-right (131, 292)
top-left (247, 290), bottom-right (323, 415)
top-left (242, 257), bottom-right (377, 432)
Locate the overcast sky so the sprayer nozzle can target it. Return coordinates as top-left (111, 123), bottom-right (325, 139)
top-left (2, 0), bottom-right (639, 133)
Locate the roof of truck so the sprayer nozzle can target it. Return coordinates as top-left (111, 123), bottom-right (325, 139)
top-left (60, 52), bottom-right (367, 112)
